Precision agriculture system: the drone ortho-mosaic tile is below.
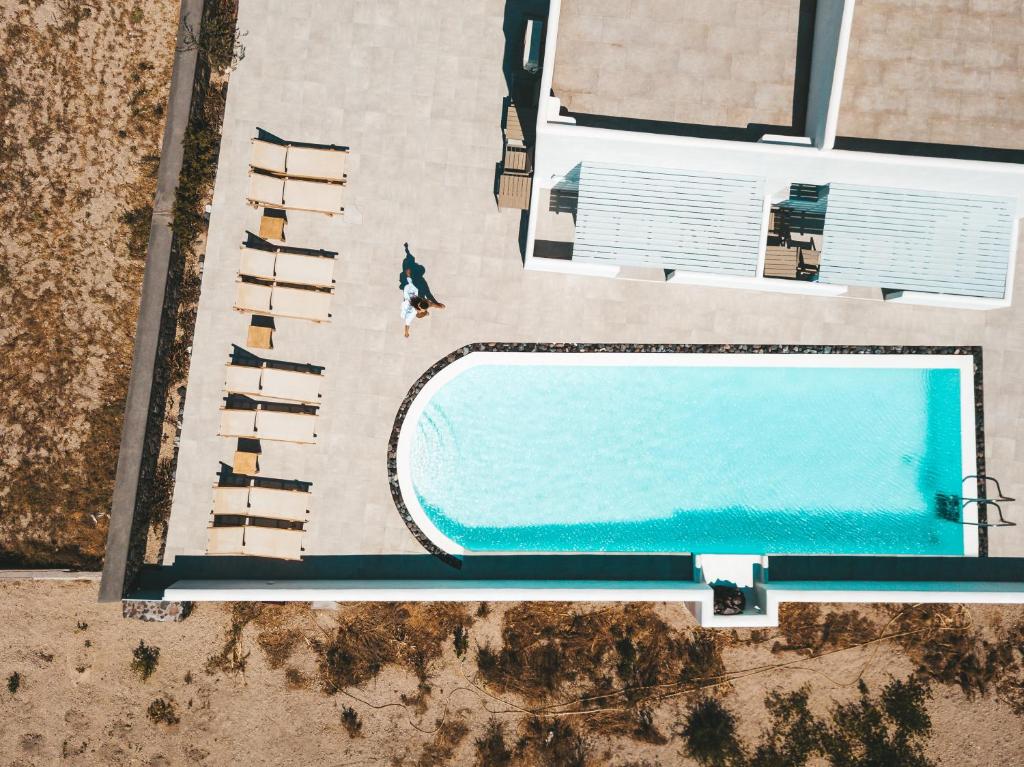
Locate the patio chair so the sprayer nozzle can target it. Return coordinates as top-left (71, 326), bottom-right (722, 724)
top-left (234, 281), bottom-right (333, 322)
top-left (212, 484), bottom-right (309, 523)
top-left (239, 247), bottom-right (336, 288)
top-left (224, 362), bottom-right (323, 404)
top-left (206, 522), bottom-right (304, 560)
top-left (250, 138), bottom-right (348, 182)
top-left (247, 172), bottom-right (345, 216)
top-left (218, 404), bottom-right (318, 444)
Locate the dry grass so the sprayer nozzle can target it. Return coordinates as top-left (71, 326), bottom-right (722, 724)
top-left (0, 0), bottom-right (178, 566)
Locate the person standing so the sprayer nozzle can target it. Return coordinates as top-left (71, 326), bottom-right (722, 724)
top-left (400, 273), bottom-right (419, 338)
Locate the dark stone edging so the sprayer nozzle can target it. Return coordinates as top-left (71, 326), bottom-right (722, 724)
top-left (99, 0), bottom-right (207, 602)
top-left (387, 343), bottom-right (987, 567)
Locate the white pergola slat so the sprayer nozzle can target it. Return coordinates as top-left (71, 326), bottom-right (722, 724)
top-left (819, 184), bottom-right (1015, 299)
top-left (572, 163), bottom-right (765, 275)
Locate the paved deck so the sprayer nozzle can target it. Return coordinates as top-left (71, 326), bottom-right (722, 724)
top-left (552, 0), bottom-right (804, 129)
top-left (838, 0), bottom-right (1024, 149)
top-left (164, 0), bottom-right (1024, 565)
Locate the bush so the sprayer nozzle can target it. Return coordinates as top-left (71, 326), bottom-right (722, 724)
top-left (147, 697), bottom-right (179, 725)
top-left (7, 672), bottom-right (21, 695)
top-left (819, 678), bottom-right (934, 767)
top-left (474, 719), bottom-right (513, 767)
top-left (680, 698), bottom-right (741, 767)
top-left (131, 641), bottom-right (160, 680)
top-left (341, 706), bottom-right (362, 738)
top-left (453, 624), bottom-right (469, 658)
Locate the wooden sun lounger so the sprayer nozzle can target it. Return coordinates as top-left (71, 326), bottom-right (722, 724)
top-left (224, 362), bottom-right (323, 404)
top-left (234, 281), bottom-right (333, 322)
top-left (207, 524), bottom-right (304, 560)
top-left (239, 246), bottom-right (335, 288)
top-left (250, 138), bottom-right (348, 182)
top-left (212, 485), bottom-right (310, 523)
top-left (218, 405), bottom-right (318, 443)
top-left (247, 172), bottom-right (345, 216)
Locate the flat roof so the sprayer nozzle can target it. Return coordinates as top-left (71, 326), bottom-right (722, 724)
top-left (837, 0), bottom-right (1024, 150)
top-left (551, 0), bottom-right (807, 132)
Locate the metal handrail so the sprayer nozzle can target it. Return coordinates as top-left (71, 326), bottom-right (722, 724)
top-left (961, 499), bottom-right (1016, 527)
top-left (963, 474), bottom-right (1016, 502)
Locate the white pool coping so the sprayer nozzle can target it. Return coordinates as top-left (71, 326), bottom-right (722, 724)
top-left (395, 351), bottom-right (979, 559)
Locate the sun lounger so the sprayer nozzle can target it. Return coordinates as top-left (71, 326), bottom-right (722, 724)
top-left (247, 172), bottom-right (345, 216)
top-left (250, 139), bottom-right (348, 182)
top-left (218, 405), bottom-right (318, 443)
top-left (212, 485), bottom-right (309, 523)
top-left (234, 281), bottom-right (332, 322)
top-left (206, 523), bottom-right (304, 560)
top-left (239, 247), bottom-right (335, 288)
top-left (224, 363), bottom-right (322, 403)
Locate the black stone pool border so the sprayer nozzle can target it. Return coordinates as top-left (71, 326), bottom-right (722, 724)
top-left (386, 343), bottom-right (987, 567)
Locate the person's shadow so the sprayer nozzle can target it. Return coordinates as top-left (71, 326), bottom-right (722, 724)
top-left (399, 243), bottom-right (444, 307)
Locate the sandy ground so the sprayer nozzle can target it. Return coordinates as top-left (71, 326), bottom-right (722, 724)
top-left (0, 0), bottom-right (179, 566)
top-left (1, 581), bottom-right (1022, 766)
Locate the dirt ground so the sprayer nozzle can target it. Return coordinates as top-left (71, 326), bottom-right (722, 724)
top-left (1, 581), bottom-right (1022, 766)
top-left (0, 0), bottom-right (179, 566)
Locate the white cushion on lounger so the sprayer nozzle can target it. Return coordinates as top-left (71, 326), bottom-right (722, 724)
top-left (247, 486), bottom-right (309, 522)
top-left (235, 281), bottom-right (273, 313)
top-left (248, 172), bottom-right (285, 205)
top-left (284, 178), bottom-right (343, 214)
top-left (242, 526), bottom-right (304, 560)
top-left (251, 139), bottom-right (288, 174)
top-left (270, 285), bottom-right (332, 321)
top-left (273, 252), bottom-right (335, 287)
top-left (212, 486), bottom-right (250, 516)
top-left (207, 525), bottom-right (246, 555)
top-left (239, 247), bottom-right (277, 281)
top-left (286, 146), bottom-right (347, 181)
top-left (219, 408), bottom-right (258, 438)
top-left (255, 410), bottom-right (317, 443)
top-left (260, 367), bottom-right (322, 403)
top-left (224, 364), bottom-right (263, 397)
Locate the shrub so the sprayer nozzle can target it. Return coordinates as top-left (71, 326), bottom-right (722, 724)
top-left (7, 672), bottom-right (21, 695)
top-left (474, 719), bottom-right (513, 767)
top-left (131, 641), bottom-right (160, 680)
top-left (453, 624), bottom-right (469, 658)
top-left (340, 706), bottom-right (362, 738)
top-left (680, 698), bottom-right (742, 767)
top-left (147, 697), bottom-right (179, 725)
top-left (819, 678), bottom-right (934, 767)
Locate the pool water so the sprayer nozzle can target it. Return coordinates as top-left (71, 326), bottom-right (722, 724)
top-left (409, 363), bottom-right (965, 555)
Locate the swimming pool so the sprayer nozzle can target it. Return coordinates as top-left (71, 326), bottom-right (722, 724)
top-left (396, 351), bottom-right (978, 557)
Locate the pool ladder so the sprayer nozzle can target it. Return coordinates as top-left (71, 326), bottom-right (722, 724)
top-left (959, 475), bottom-right (1016, 528)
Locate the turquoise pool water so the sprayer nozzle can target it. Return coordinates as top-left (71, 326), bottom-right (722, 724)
top-left (409, 362), bottom-right (966, 555)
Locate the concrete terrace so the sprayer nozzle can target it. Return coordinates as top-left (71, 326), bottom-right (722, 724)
top-left (551, 0), bottom-right (808, 131)
top-left (164, 0), bottom-right (1024, 566)
top-left (838, 0), bottom-right (1024, 149)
